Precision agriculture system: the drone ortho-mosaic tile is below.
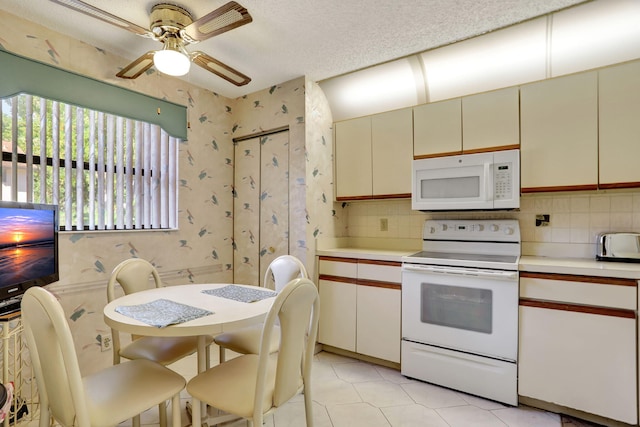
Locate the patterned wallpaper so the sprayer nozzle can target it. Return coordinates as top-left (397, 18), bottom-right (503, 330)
top-left (1, 10), bottom-right (341, 374)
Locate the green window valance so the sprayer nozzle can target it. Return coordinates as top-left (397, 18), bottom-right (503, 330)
top-left (0, 49), bottom-right (187, 139)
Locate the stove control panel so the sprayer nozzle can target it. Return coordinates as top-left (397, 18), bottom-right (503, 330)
top-left (423, 219), bottom-right (520, 242)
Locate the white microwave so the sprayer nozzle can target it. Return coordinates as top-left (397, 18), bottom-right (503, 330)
top-left (412, 149), bottom-right (520, 211)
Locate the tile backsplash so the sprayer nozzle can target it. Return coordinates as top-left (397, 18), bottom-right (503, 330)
top-left (343, 189), bottom-right (640, 259)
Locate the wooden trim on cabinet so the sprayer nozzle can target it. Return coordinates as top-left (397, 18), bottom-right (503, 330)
top-left (461, 144), bottom-right (520, 155)
top-left (319, 274), bottom-right (356, 284)
top-left (357, 279), bottom-right (401, 290)
top-left (519, 298), bottom-right (636, 319)
top-left (599, 182), bottom-right (640, 190)
top-left (521, 184), bottom-right (598, 193)
top-left (337, 194), bottom-right (410, 201)
top-left (413, 145), bottom-right (520, 160)
top-left (371, 193), bottom-right (411, 200)
top-left (318, 256), bottom-right (358, 263)
top-left (414, 151), bottom-right (462, 160)
top-left (520, 271), bottom-right (637, 287)
top-left (358, 259), bottom-right (402, 267)
top-left (336, 195), bottom-right (373, 201)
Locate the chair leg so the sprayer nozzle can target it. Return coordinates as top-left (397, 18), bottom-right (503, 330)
top-left (191, 398), bottom-right (202, 427)
top-left (159, 401), bottom-right (167, 427)
top-left (219, 345), bottom-right (226, 363)
top-left (206, 342), bottom-right (211, 369)
top-left (171, 394), bottom-right (181, 427)
top-left (133, 414), bottom-right (141, 427)
top-left (304, 382), bottom-right (314, 427)
top-left (38, 405), bottom-right (50, 427)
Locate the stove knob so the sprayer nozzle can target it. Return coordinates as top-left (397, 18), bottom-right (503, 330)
top-left (490, 224), bottom-right (499, 232)
top-left (429, 226), bottom-right (436, 234)
top-left (441, 224), bottom-right (448, 231)
top-left (476, 224), bottom-right (485, 231)
top-left (504, 227), bottom-right (514, 235)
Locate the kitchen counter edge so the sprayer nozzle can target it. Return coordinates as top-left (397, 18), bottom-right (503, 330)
top-left (317, 249), bottom-right (640, 279)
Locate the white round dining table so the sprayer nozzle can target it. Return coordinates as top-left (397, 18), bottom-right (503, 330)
top-left (103, 283), bottom-right (276, 373)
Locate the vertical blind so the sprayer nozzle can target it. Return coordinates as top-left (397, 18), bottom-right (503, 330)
top-left (1, 94), bottom-right (179, 231)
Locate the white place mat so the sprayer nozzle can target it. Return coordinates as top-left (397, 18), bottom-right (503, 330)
top-left (202, 285), bottom-right (277, 303)
top-left (115, 298), bottom-right (213, 328)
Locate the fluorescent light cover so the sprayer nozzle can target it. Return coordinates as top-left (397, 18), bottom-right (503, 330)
top-left (551, 0), bottom-right (640, 76)
top-left (420, 18), bottom-right (547, 102)
top-left (320, 57), bottom-right (423, 121)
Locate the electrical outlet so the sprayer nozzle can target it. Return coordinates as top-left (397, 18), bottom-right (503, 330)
top-left (101, 333), bottom-right (112, 352)
top-left (380, 218), bottom-right (388, 232)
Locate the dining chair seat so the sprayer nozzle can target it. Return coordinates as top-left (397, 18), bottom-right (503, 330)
top-left (119, 335), bottom-right (208, 365)
top-left (212, 324), bottom-right (279, 356)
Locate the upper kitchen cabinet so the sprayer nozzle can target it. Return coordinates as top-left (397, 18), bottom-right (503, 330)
top-left (413, 98), bottom-right (461, 158)
top-left (520, 71), bottom-right (598, 193)
top-left (599, 60), bottom-right (640, 189)
top-left (371, 108), bottom-right (413, 198)
top-left (461, 87), bottom-right (520, 153)
top-left (334, 108), bottom-right (412, 201)
top-left (334, 116), bottom-right (372, 199)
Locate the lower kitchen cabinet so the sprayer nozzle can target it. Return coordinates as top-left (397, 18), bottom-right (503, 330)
top-left (518, 272), bottom-right (638, 425)
top-left (317, 256), bottom-right (401, 363)
top-left (318, 278), bottom-right (356, 352)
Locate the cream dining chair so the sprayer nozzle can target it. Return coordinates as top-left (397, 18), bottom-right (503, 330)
top-left (21, 286), bottom-right (186, 427)
top-left (187, 277), bottom-right (320, 427)
top-left (107, 258), bottom-right (213, 426)
top-left (213, 254), bottom-right (308, 362)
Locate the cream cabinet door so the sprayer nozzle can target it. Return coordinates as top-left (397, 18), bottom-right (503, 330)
top-left (520, 72), bottom-right (598, 191)
top-left (334, 117), bottom-right (372, 199)
top-left (519, 305), bottom-right (637, 424)
top-left (462, 87), bottom-right (519, 153)
top-left (318, 279), bottom-right (356, 352)
top-left (599, 60), bottom-right (640, 187)
top-left (371, 108), bottom-right (413, 197)
top-left (356, 285), bottom-right (401, 363)
top-left (413, 98), bottom-right (462, 158)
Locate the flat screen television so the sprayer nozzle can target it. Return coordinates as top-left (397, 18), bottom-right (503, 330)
top-left (0, 201), bottom-right (59, 315)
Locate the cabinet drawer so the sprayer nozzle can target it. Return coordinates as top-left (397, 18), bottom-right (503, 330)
top-left (318, 257), bottom-right (357, 279)
top-left (357, 260), bottom-right (402, 283)
top-left (520, 272), bottom-right (637, 311)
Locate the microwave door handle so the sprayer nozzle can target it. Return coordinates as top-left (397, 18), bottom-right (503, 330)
top-left (485, 163), bottom-right (493, 201)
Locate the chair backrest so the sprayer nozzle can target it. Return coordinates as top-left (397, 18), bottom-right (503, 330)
top-left (107, 258), bottom-right (162, 303)
top-left (263, 255), bottom-right (308, 292)
top-left (22, 287), bottom-right (91, 426)
top-left (254, 278), bottom-right (319, 416)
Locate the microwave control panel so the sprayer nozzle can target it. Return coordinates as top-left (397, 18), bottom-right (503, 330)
top-left (494, 162), bottom-right (513, 200)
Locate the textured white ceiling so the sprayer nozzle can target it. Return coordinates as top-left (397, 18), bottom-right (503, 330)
top-left (0, 0), bottom-right (590, 99)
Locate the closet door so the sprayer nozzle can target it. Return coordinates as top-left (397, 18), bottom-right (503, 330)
top-left (234, 131), bottom-right (290, 286)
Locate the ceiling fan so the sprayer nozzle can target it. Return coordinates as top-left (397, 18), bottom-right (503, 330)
top-left (49, 0), bottom-right (252, 86)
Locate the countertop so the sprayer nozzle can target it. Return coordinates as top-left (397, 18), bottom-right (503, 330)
top-left (317, 248), bottom-right (640, 279)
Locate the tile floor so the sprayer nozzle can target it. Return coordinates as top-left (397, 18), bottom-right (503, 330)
top-left (118, 349), bottom-right (602, 427)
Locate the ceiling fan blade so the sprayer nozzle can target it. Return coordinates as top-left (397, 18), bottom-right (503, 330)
top-left (191, 51), bottom-right (251, 86)
top-left (49, 0), bottom-right (154, 38)
top-left (116, 52), bottom-right (155, 79)
top-left (182, 1), bottom-right (252, 43)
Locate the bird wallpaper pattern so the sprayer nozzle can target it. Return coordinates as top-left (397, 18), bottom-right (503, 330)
top-left (1, 9), bottom-right (346, 375)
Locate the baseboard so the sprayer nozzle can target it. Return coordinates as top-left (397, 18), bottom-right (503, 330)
top-left (518, 396), bottom-right (635, 427)
top-left (319, 344), bottom-right (401, 370)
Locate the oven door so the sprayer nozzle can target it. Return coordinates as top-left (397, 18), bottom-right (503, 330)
top-left (402, 263), bottom-right (518, 361)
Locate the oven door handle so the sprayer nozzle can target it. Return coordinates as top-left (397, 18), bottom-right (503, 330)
top-left (403, 264), bottom-right (518, 280)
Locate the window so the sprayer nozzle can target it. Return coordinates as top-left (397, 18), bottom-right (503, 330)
top-left (1, 94), bottom-right (179, 231)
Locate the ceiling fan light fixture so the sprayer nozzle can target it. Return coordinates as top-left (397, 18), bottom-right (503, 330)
top-left (153, 37), bottom-right (191, 76)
